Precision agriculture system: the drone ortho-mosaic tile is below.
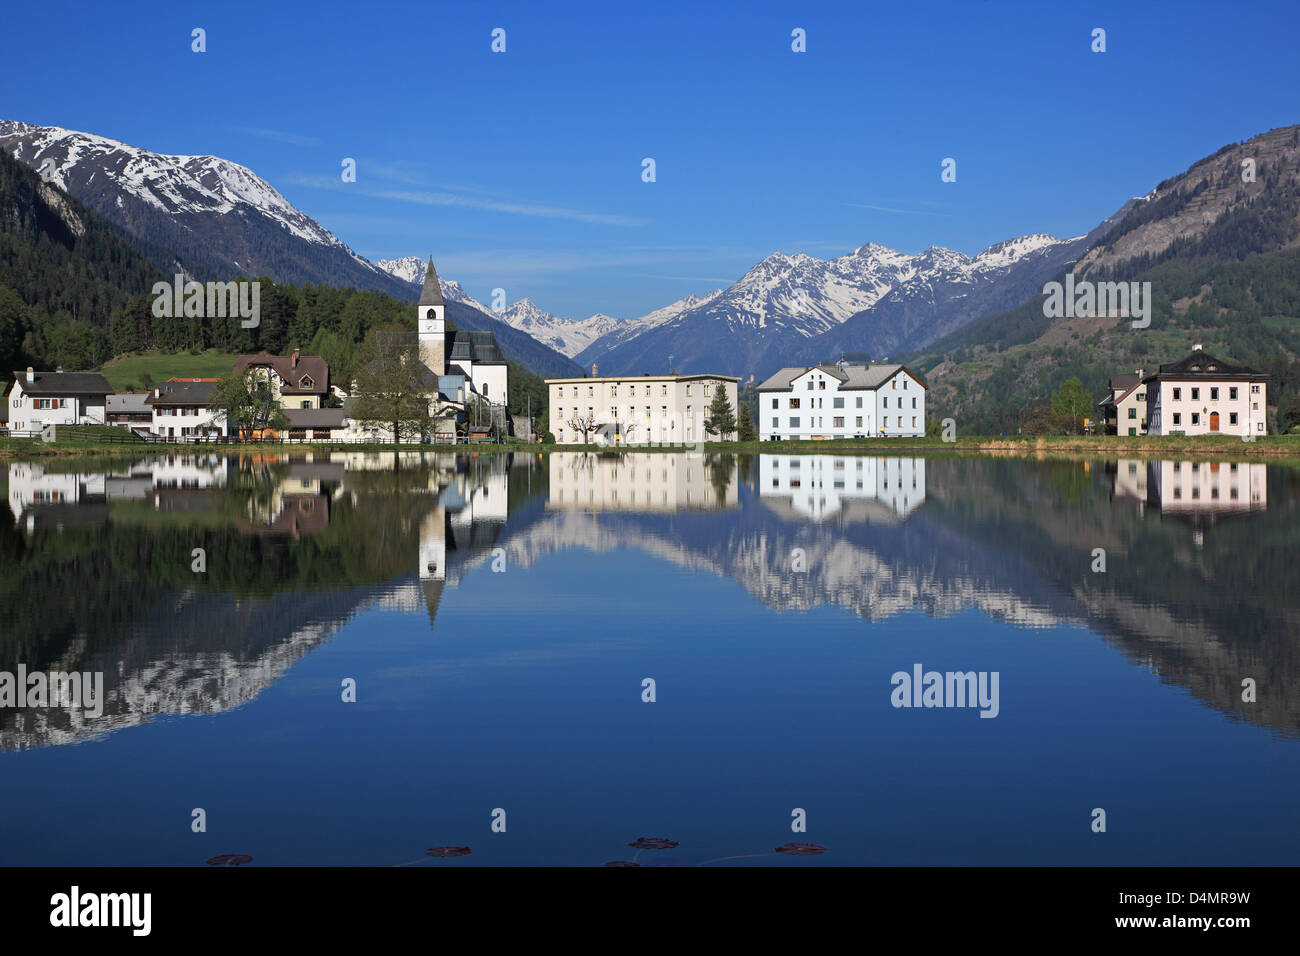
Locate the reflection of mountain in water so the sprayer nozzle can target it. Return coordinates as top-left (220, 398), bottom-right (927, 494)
top-left (4, 451), bottom-right (1299, 746)
top-left (0, 453), bottom-right (537, 750)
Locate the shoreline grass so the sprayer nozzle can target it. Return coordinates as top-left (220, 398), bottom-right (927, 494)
top-left (4, 433), bottom-right (1300, 462)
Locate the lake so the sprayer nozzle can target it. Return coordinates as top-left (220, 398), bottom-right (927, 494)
top-left (1, 450), bottom-right (1297, 866)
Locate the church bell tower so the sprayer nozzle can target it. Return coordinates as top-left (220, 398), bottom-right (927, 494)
top-left (418, 254), bottom-right (445, 374)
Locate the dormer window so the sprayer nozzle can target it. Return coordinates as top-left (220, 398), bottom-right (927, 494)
top-left (300, 375), bottom-right (314, 388)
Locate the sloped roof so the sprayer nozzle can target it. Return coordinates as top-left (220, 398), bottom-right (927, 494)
top-left (447, 330), bottom-right (505, 365)
top-left (146, 379), bottom-right (218, 405)
top-left (1148, 347), bottom-right (1266, 380)
top-left (107, 393), bottom-right (152, 413)
top-left (11, 371), bottom-right (111, 395)
top-left (233, 352), bottom-right (330, 394)
top-left (284, 408), bottom-right (345, 429)
top-left (420, 256), bottom-right (445, 307)
top-left (757, 363), bottom-right (923, 391)
top-left (1108, 372), bottom-right (1141, 391)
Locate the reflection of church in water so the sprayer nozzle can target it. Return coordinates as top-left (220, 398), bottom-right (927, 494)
top-left (417, 457), bottom-right (510, 627)
top-left (758, 455), bottom-right (927, 522)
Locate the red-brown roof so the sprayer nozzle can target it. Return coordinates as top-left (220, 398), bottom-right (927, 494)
top-left (233, 352), bottom-right (329, 394)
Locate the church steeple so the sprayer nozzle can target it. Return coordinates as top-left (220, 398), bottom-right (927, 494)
top-left (417, 253), bottom-right (446, 374)
top-left (419, 253), bottom-right (445, 307)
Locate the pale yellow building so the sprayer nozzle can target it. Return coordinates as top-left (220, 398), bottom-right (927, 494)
top-left (547, 372), bottom-right (740, 445)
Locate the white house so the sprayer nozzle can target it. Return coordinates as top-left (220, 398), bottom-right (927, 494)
top-left (757, 362), bottom-right (927, 440)
top-left (5, 368), bottom-right (111, 434)
top-left (145, 379), bottom-right (227, 440)
top-left (1142, 346), bottom-right (1269, 438)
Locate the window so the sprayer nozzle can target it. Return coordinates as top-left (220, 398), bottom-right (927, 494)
top-left (772, 418), bottom-right (779, 428)
top-left (611, 385), bottom-right (617, 397)
top-left (892, 379), bottom-right (897, 389)
top-left (789, 417), bottom-right (800, 428)
top-left (1230, 412), bottom-right (1239, 425)
top-left (1252, 385), bottom-right (1260, 393)
top-left (790, 398), bottom-right (800, 409)
top-left (685, 385), bottom-right (691, 396)
top-left (1230, 387), bottom-right (1238, 400)
top-left (912, 397), bottom-right (917, 408)
top-left (807, 381), bottom-right (814, 391)
top-left (1210, 387), bottom-right (1219, 400)
top-left (897, 417), bottom-right (902, 427)
top-left (818, 380), bottom-right (825, 390)
top-left (855, 416), bottom-right (862, 427)
top-left (300, 375), bottom-right (314, 388)
top-left (903, 379), bottom-right (909, 389)
top-left (833, 416), bottom-right (844, 427)
top-left (856, 396), bottom-right (863, 408)
top-left (1128, 408), bottom-right (1136, 419)
top-left (912, 417), bottom-right (917, 427)
top-left (1191, 388), bottom-right (1200, 401)
top-left (1173, 388), bottom-right (1181, 400)
top-left (883, 397), bottom-right (889, 408)
top-left (1137, 392), bottom-right (1145, 402)
top-left (661, 384), bottom-right (668, 395)
top-left (772, 399), bottom-right (778, 409)
top-left (833, 397), bottom-right (844, 408)
top-left (1191, 412), bottom-right (1200, 425)
top-left (301, 400), bottom-right (311, 408)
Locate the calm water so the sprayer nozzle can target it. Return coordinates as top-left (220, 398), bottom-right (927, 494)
top-left (1, 451), bottom-right (1297, 866)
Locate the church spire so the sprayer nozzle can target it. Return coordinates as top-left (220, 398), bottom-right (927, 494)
top-left (419, 253), bottom-right (445, 307)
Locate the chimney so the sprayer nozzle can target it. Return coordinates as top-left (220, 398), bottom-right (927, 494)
top-left (25, 367), bottom-right (34, 383)
top-left (1135, 368), bottom-right (1144, 378)
top-left (592, 363), bottom-right (598, 377)
top-left (1193, 343), bottom-right (1203, 351)
top-left (154, 387), bottom-right (160, 398)
top-left (292, 347), bottom-right (300, 368)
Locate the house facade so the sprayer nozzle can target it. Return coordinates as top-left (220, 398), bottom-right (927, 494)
top-left (233, 348), bottom-right (329, 409)
top-left (757, 362), bottom-right (927, 440)
top-left (546, 373), bottom-right (740, 445)
top-left (145, 379), bottom-right (227, 439)
top-left (5, 368), bottom-right (111, 434)
top-left (1096, 370), bottom-right (1148, 435)
top-left (1142, 346), bottom-right (1268, 437)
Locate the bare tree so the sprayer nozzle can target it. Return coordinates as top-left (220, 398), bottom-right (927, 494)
top-left (567, 414), bottom-right (597, 443)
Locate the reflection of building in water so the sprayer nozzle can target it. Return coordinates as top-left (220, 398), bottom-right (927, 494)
top-left (759, 455), bottom-right (926, 522)
top-left (1112, 459), bottom-right (1266, 517)
top-left (417, 457), bottom-right (511, 627)
top-left (546, 452), bottom-right (738, 512)
top-left (5, 462), bottom-right (107, 531)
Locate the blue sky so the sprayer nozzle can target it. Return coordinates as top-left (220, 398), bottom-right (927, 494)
top-left (5, 0), bottom-right (1300, 318)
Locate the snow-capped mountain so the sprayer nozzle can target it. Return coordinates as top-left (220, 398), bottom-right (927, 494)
top-left (585, 234), bottom-right (1094, 377)
top-left (493, 299), bottom-right (622, 359)
top-left (0, 119), bottom-right (413, 297)
top-left (375, 256), bottom-right (494, 312)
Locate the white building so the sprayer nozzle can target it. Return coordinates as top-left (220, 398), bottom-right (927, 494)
top-left (145, 379), bottom-right (228, 440)
top-left (5, 368), bottom-right (110, 434)
top-left (1143, 346), bottom-right (1269, 438)
top-left (416, 256), bottom-right (509, 410)
top-left (759, 455), bottom-right (927, 521)
top-left (546, 372), bottom-right (740, 445)
top-left (757, 362), bottom-right (927, 440)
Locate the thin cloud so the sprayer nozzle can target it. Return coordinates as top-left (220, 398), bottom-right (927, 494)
top-left (638, 273), bottom-right (736, 283)
top-left (238, 127), bottom-right (323, 147)
top-left (843, 201), bottom-right (950, 217)
top-left (282, 174), bottom-right (644, 227)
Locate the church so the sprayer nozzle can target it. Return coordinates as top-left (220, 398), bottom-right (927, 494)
top-left (417, 255), bottom-right (508, 413)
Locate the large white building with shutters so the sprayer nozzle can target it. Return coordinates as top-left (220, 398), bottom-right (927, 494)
top-left (756, 362), bottom-right (927, 440)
